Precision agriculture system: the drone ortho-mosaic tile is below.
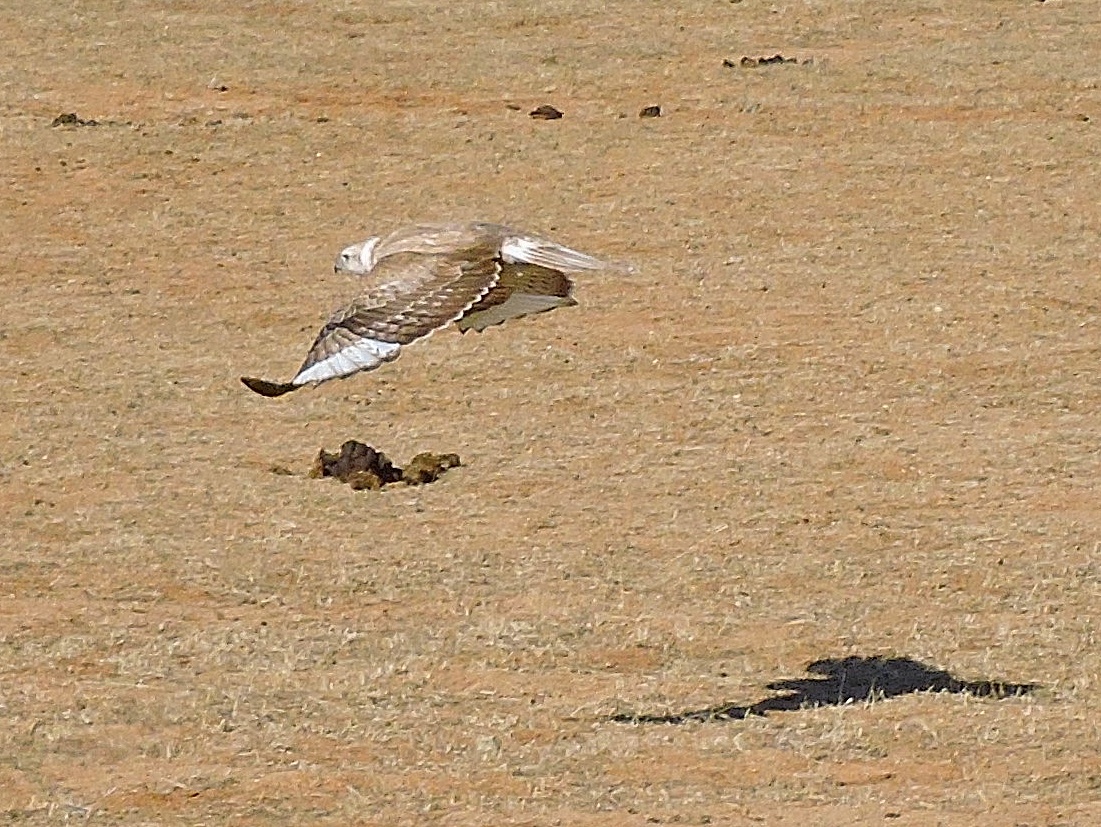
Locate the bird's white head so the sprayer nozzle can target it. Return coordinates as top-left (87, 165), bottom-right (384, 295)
top-left (334, 236), bottom-right (380, 275)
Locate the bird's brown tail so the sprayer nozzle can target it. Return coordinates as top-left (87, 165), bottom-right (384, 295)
top-left (241, 376), bottom-right (300, 398)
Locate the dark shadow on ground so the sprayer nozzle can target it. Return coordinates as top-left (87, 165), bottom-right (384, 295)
top-left (611, 655), bottom-right (1038, 724)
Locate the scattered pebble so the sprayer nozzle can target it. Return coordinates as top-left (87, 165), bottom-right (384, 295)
top-left (638, 105), bottom-right (661, 118)
top-left (402, 452), bottom-right (462, 485)
top-left (529, 104), bottom-right (563, 120)
top-left (724, 54), bottom-right (801, 68)
top-left (51, 112), bottom-right (99, 127)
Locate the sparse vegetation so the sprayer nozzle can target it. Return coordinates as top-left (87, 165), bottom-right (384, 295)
top-left (2, 1), bottom-right (1100, 824)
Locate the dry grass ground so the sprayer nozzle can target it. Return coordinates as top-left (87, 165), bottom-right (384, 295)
top-left (3, 1), bottom-right (1101, 824)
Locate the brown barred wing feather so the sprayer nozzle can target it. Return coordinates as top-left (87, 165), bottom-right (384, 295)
top-left (457, 263), bottom-right (577, 333)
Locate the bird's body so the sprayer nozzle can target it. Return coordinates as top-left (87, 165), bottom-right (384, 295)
top-left (241, 221), bottom-right (617, 397)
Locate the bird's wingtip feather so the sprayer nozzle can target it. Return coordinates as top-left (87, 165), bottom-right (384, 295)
top-left (241, 376), bottom-right (300, 398)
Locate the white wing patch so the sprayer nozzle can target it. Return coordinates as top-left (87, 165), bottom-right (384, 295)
top-left (500, 235), bottom-right (609, 272)
top-left (292, 338), bottom-right (402, 386)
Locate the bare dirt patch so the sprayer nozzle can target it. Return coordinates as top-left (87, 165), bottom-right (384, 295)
top-left (3, 1), bottom-right (1101, 825)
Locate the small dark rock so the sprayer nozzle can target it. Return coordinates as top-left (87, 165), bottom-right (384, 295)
top-left (725, 54), bottom-right (799, 68)
top-left (308, 440), bottom-right (460, 490)
top-left (638, 105), bottom-right (661, 118)
top-left (310, 440), bottom-right (403, 487)
top-left (530, 104), bottom-right (563, 120)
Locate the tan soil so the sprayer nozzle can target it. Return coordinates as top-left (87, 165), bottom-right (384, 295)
top-left (3, 1), bottom-right (1101, 825)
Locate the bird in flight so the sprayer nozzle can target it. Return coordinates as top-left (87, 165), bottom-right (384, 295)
top-left (241, 221), bottom-right (619, 397)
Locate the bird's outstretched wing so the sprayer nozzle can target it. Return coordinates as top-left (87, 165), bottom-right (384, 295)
top-left (457, 262), bottom-right (577, 333)
top-left (240, 243), bottom-right (501, 396)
